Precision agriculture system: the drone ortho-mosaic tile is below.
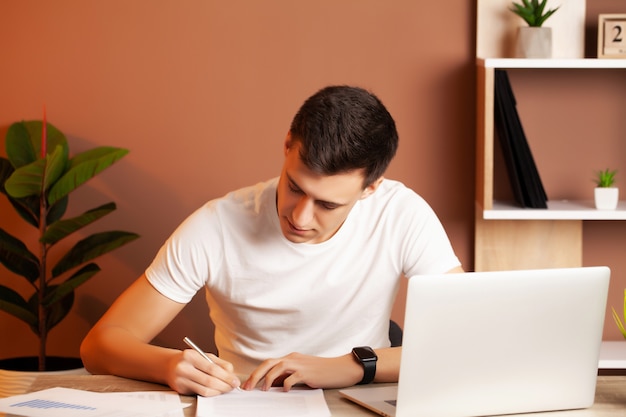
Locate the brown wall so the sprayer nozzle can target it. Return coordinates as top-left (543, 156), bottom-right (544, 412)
top-left (0, 1), bottom-right (624, 360)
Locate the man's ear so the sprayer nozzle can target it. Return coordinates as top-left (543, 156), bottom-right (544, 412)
top-left (284, 132), bottom-right (294, 156)
top-left (360, 177), bottom-right (384, 200)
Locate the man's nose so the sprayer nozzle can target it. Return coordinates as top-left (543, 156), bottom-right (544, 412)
top-left (292, 197), bottom-right (314, 227)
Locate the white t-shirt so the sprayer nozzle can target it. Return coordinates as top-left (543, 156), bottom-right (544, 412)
top-left (146, 178), bottom-right (460, 374)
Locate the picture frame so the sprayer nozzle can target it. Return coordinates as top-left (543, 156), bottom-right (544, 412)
top-left (598, 14), bottom-right (626, 58)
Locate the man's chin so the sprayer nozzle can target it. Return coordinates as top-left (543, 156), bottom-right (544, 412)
top-left (280, 226), bottom-right (315, 244)
top-left (283, 232), bottom-right (314, 244)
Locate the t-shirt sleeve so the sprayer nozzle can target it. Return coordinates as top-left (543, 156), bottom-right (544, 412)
top-left (145, 204), bottom-right (222, 303)
top-left (398, 191), bottom-right (461, 276)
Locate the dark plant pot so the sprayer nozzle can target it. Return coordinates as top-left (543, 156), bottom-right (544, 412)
top-left (0, 356), bottom-right (83, 372)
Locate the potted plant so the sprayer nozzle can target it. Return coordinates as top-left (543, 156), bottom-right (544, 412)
top-left (613, 289), bottom-right (626, 340)
top-left (510, 0), bottom-right (560, 58)
top-left (0, 119), bottom-right (139, 371)
top-left (593, 168), bottom-right (619, 210)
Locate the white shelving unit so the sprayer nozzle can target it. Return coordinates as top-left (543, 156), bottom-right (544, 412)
top-left (485, 201), bottom-right (626, 221)
top-left (474, 1), bottom-right (626, 271)
top-left (474, 58), bottom-right (626, 271)
top-left (480, 58), bottom-right (626, 69)
top-left (599, 341), bottom-right (626, 370)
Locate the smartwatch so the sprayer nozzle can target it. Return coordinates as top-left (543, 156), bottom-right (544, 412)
top-left (352, 346), bottom-right (378, 385)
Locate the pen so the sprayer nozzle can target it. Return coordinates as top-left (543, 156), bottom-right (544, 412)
top-left (183, 336), bottom-right (242, 390)
top-left (183, 336), bottom-right (215, 363)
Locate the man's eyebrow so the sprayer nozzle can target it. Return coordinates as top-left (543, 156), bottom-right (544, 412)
top-left (286, 173), bottom-right (348, 207)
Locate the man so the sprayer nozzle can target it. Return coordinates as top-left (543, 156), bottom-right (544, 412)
top-left (80, 85), bottom-right (463, 397)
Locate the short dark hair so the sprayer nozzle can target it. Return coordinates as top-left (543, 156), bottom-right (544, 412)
top-left (289, 85), bottom-right (399, 188)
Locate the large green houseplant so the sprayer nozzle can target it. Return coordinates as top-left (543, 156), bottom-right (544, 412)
top-left (0, 120), bottom-right (139, 371)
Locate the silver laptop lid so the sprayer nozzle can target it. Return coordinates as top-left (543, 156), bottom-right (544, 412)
top-left (397, 267), bottom-right (610, 417)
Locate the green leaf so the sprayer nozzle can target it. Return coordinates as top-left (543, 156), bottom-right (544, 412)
top-left (42, 203), bottom-right (117, 245)
top-left (5, 195), bottom-right (39, 228)
top-left (612, 307), bottom-right (626, 339)
top-left (68, 146), bottom-right (128, 170)
top-left (47, 147), bottom-right (129, 206)
top-left (510, 0), bottom-right (558, 27)
top-left (4, 158), bottom-right (46, 198)
top-left (536, 0), bottom-right (546, 17)
top-left (4, 145), bottom-right (68, 199)
top-left (0, 228), bottom-right (40, 282)
top-left (45, 288), bottom-right (74, 332)
top-left (0, 157), bottom-right (14, 190)
top-left (0, 284), bottom-right (37, 326)
top-left (27, 287), bottom-right (74, 333)
top-left (612, 289), bottom-right (626, 339)
top-left (594, 169), bottom-right (617, 188)
top-left (43, 263), bottom-right (100, 307)
top-left (5, 122), bottom-right (36, 168)
top-left (5, 120), bottom-right (68, 168)
top-left (536, 8), bottom-right (559, 27)
top-left (46, 195), bottom-right (68, 224)
top-left (1, 160), bottom-right (40, 226)
top-left (51, 231), bottom-right (139, 277)
top-left (3, 151), bottom-right (68, 227)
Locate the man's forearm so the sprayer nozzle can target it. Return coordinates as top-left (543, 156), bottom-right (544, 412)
top-left (372, 346), bottom-right (401, 383)
top-left (81, 324), bottom-right (178, 386)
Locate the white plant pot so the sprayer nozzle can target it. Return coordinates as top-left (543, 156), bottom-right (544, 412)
top-left (516, 27), bottom-right (552, 58)
top-left (594, 187), bottom-right (619, 210)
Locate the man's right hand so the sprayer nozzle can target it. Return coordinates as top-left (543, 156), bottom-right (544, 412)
top-left (168, 348), bottom-right (241, 396)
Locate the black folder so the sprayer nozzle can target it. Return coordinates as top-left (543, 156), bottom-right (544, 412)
top-left (493, 69), bottom-right (548, 208)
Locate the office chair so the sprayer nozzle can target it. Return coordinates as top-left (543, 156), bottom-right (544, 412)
top-left (389, 320), bottom-right (403, 347)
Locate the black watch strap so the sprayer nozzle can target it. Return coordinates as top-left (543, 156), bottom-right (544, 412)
top-left (352, 346), bottom-right (377, 385)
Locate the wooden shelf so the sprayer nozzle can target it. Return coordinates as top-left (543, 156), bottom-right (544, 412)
top-left (478, 58), bottom-right (626, 69)
top-left (483, 200), bottom-right (626, 220)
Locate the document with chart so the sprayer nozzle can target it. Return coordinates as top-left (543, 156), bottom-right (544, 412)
top-left (0, 387), bottom-right (188, 417)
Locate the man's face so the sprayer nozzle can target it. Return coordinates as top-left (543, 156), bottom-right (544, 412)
top-left (276, 138), bottom-right (380, 244)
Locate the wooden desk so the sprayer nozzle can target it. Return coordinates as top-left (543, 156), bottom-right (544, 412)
top-left (1, 373), bottom-right (625, 416)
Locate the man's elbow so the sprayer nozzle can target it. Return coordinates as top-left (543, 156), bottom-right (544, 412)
top-left (80, 329), bottom-right (105, 374)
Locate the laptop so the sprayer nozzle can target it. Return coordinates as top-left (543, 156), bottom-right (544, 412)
top-left (340, 267), bottom-right (610, 417)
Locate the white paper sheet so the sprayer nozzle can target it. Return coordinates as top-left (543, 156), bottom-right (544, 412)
top-left (112, 391), bottom-right (186, 417)
top-left (196, 387), bottom-right (330, 417)
top-left (0, 387), bottom-right (188, 417)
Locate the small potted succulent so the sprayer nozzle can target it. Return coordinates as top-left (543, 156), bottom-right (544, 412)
top-left (593, 168), bottom-right (618, 210)
top-left (613, 289), bottom-right (626, 340)
top-left (0, 118), bottom-right (139, 371)
top-left (510, 0), bottom-right (560, 58)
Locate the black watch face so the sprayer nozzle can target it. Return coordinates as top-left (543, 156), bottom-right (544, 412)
top-left (353, 346), bottom-right (377, 361)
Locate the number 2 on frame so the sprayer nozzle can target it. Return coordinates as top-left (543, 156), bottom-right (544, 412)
top-left (598, 14), bottom-right (626, 58)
